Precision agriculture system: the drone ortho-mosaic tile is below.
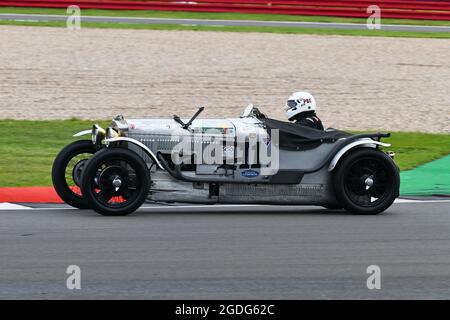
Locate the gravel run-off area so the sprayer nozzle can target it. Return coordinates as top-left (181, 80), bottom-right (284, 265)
top-left (0, 26), bottom-right (449, 133)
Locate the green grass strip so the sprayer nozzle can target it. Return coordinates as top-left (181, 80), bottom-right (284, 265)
top-left (381, 132), bottom-right (450, 172)
top-left (1, 19), bottom-right (450, 39)
top-left (0, 120), bottom-right (448, 187)
top-left (1, 7), bottom-right (450, 26)
top-left (0, 119), bottom-right (109, 187)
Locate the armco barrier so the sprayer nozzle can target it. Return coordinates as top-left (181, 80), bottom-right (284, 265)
top-left (1, 0), bottom-right (450, 20)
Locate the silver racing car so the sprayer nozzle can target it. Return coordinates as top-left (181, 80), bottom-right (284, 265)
top-left (52, 106), bottom-right (400, 216)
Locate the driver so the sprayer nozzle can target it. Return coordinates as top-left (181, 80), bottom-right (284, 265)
top-left (284, 91), bottom-right (324, 130)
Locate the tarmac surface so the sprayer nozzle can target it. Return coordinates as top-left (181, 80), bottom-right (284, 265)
top-left (1, 13), bottom-right (450, 32)
top-left (1, 200), bottom-right (450, 299)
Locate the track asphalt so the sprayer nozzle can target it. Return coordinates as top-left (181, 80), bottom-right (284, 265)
top-left (1, 200), bottom-right (450, 299)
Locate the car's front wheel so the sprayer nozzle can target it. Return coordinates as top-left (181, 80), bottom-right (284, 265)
top-left (81, 148), bottom-right (150, 216)
top-left (333, 148), bottom-right (400, 215)
top-left (52, 140), bottom-right (100, 209)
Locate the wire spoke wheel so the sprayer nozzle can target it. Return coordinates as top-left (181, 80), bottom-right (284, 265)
top-left (64, 153), bottom-right (92, 197)
top-left (52, 140), bottom-right (100, 209)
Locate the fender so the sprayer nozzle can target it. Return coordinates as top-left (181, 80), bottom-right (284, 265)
top-left (73, 129), bottom-right (91, 137)
top-left (328, 138), bottom-right (391, 172)
top-left (104, 137), bottom-right (164, 170)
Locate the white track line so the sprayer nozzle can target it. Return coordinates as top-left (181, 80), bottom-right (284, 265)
top-left (395, 198), bottom-right (450, 203)
top-left (1, 199), bottom-right (449, 210)
top-left (0, 202), bottom-right (32, 210)
top-left (140, 200), bottom-right (450, 209)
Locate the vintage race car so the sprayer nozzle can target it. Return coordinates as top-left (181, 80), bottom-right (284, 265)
top-left (52, 106), bottom-right (400, 216)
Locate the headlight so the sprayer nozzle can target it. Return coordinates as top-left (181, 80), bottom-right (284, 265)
top-left (91, 124), bottom-right (106, 145)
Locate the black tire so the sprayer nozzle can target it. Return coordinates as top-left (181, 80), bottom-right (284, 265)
top-left (52, 140), bottom-right (100, 209)
top-left (333, 148), bottom-right (400, 215)
top-left (81, 148), bottom-right (150, 216)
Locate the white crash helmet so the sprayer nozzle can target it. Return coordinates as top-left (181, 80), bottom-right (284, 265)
top-left (284, 91), bottom-right (317, 121)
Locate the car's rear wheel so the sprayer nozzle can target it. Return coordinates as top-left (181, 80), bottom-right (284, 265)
top-left (81, 148), bottom-right (150, 216)
top-left (52, 140), bottom-right (100, 209)
top-left (333, 148), bottom-right (399, 215)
